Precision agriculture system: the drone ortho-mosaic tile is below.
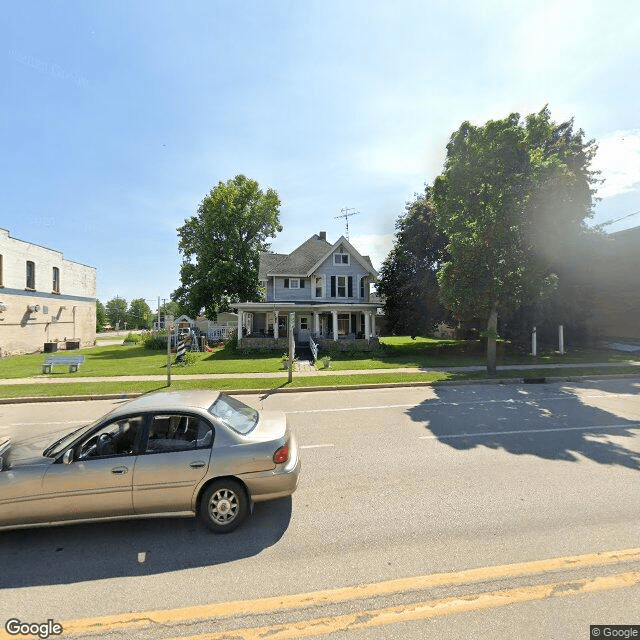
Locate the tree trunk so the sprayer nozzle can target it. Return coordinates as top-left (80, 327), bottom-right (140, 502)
top-left (486, 302), bottom-right (498, 375)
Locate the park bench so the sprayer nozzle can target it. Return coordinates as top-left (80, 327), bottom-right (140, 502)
top-left (42, 355), bottom-right (85, 374)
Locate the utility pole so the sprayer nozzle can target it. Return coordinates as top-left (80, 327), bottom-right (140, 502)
top-left (335, 207), bottom-right (360, 241)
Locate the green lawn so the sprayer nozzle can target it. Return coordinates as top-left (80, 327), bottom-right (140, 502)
top-left (0, 339), bottom-right (637, 380)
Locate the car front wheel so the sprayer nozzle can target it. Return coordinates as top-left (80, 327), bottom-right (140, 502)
top-left (199, 479), bottom-right (249, 533)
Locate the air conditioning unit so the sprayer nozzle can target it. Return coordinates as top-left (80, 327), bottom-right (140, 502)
top-left (0, 302), bottom-right (7, 314)
top-left (27, 304), bottom-right (40, 313)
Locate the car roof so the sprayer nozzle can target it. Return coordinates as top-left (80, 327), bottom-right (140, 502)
top-left (108, 390), bottom-right (222, 418)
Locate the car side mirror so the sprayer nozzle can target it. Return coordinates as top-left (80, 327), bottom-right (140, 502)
top-left (62, 449), bottom-right (74, 465)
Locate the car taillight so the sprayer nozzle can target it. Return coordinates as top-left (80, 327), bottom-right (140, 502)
top-left (273, 444), bottom-right (289, 464)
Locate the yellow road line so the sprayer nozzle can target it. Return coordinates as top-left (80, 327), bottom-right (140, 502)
top-left (18, 547), bottom-right (640, 638)
top-left (166, 571), bottom-right (640, 640)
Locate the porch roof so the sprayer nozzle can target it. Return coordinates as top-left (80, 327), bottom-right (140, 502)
top-left (234, 301), bottom-right (380, 313)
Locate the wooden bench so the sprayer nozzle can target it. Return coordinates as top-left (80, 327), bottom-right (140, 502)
top-left (42, 355), bottom-right (85, 374)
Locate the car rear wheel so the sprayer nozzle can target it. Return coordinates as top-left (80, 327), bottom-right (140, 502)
top-left (199, 479), bottom-right (249, 533)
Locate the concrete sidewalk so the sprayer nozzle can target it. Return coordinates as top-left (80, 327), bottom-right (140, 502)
top-left (1, 361), bottom-right (638, 386)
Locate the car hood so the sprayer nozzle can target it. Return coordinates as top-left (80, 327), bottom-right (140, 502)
top-left (0, 427), bottom-right (74, 470)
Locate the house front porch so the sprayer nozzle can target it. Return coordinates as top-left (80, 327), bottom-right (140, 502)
top-left (234, 302), bottom-right (381, 351)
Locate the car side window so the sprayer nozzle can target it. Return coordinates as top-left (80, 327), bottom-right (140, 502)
top-left (145, 414), bottom-right (213, 454)
top-left (78, 416), bottom-right (144, 460)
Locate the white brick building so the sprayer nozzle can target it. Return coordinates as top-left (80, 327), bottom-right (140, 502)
top-left (0, 228), bottom-right (96, 357)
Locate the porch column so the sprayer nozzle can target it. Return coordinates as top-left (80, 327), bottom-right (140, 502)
top-left (237, 310), bottom-right (243, 344)
top-left (332, 310), bottom-right (338, 341)
top-left (364, 311), bottom-right (371, 339)
top-left (314, 311), bottom-right (320, 335)
top-left (274, 311), bottom-right (279, 340)
top-left (371, 312), bottom-right (376, 337)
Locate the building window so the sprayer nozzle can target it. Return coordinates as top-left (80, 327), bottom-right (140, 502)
top-left (314, 276), bottom-right (324, 298)
top-left (52, 267), bottom-right (60, 293)
top-left (284, 278), bottom-right (302, 289)
top-left (330, 275), bottom-right (353, 298)
top-left (334, 253), bottom-right (349, 265)
top-left (26, 261), bottom-right (35, 290)
top-left (299, 316), bottom-right (309, 330)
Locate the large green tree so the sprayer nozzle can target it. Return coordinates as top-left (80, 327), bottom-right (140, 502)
top-left (105, 297), bottom-right (128, 329)
top-left (172, 175), bottom-right (282, 318)
top-left (127, 298), bottom-right (153, 330)
top-left (96, 300), bottom-right (107, 333)
top-left (432, 108), bottom-right (598, 373)
top-left (377, 187), bottom-right (449, 336)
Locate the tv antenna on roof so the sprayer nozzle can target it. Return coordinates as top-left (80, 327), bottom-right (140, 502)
top-left (335, 207), bottom-right (360, 241)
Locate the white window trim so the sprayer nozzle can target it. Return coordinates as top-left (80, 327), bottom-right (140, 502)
top-left (337, 275), bottom-right (347, 298)
top-left (313, 274), bottom-right (325, 299)
top-left (333, 253), bottom-right (350, 266)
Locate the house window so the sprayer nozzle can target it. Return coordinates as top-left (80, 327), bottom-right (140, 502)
top-left (52, 267), bottom-right (60, 293)
top-left (314, 276), bottom-right (324, 298)
top-left (330, 275), bottom-right (353, 298)
top-left (284, 278), bottom-right (302, 289)
top-left (299, 316), bottom-right (309, 330)
top-left (26, 261), bottom-right (35, 290)
top-left (334, 253), bottom-right (349, 265)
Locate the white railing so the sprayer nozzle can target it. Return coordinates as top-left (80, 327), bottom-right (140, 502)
top-left (309, 335), bottom-right (318, 362)
top-left (207, 326), bottom-right (233, 340)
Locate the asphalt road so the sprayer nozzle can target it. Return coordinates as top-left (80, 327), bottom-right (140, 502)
top-left (0, 379), bottom-right (639, 639)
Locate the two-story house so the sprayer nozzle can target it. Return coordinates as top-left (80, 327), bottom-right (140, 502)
top-left (234, 231), bottom-right (379, 350)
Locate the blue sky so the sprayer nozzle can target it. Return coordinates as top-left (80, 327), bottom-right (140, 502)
top-left (3, 0), bottom-right (640, 308)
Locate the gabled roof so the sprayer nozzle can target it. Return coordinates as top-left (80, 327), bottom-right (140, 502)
top-left (260, 233), bottom-right (378, 278)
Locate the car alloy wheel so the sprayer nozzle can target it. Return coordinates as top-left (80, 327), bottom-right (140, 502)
top-left (199, 479), bottom-right (249, 533)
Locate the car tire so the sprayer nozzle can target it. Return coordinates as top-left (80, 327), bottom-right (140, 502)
top-left (199, 479), bottom-right (249, 533)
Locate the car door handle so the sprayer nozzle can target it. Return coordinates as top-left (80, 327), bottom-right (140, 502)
top-left (111, 466), bottom-right (128, 475)
top-left (189, 461), bottom-right (206, 469)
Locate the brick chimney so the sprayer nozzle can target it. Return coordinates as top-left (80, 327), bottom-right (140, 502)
top-left (319, 231), bottom-right (326, 241)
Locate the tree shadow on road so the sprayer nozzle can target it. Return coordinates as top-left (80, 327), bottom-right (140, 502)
top-left (406, 379), bottom-right (640, 470)
top-left (0, 497), bottom-right (292, 588)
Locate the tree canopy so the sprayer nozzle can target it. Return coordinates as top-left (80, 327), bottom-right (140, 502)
top-left (127, 298), bottom-right (153, 330)
top-left (105, 297), bottom-right (127, 329)
top-left (432, 107), bottom-right (598, 372)
top-left (172, 175), bottom-right (282, 318)
top-left (377, 187), bottom-right (449, 336)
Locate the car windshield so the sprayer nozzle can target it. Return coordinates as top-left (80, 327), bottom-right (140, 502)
top-left (209, 394), bottom-right (258, 434)
top-left (43, 422), bottom-right (95, 458)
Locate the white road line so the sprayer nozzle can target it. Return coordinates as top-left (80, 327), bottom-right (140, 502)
top-left (285, 394), bottom-right (634, 414)
top-left (301, 444), bottom-right (335, 449)
top-left (419, 423), bottom-right (640, 440)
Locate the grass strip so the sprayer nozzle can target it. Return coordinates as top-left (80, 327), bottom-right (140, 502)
top-left (1, 366), bottom-right (637, 400)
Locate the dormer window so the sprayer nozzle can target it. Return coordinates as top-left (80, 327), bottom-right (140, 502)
top-left (334, 253), bottom-right (349, 265)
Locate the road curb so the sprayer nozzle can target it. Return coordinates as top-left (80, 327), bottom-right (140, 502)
top-left (1, 373), bottom-right (637, 404)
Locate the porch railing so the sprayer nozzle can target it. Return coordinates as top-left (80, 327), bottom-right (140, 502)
top-left (207, 326), bottom-right (233, 341)
top-left (309, 335), bottom-right (318, 363)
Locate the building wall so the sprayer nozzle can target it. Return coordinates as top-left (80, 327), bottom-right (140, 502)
top-left (0, 228), bottom-right (96, 356)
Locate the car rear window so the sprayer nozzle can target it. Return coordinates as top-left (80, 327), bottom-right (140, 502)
top-left (208, 394), bottom-right (258, 434)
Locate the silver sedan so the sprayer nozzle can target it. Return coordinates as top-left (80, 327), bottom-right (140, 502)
top-left (0, 390), bottom-right (300, 533)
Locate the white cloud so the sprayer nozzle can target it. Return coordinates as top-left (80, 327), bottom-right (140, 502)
top-left (350, 233), bottom-right (395, 272)
top-left (593, 130), bottom-right (640, 198)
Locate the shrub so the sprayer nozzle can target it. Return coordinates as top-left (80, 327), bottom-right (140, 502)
top-left (142, 331), bottom-right (169, 350)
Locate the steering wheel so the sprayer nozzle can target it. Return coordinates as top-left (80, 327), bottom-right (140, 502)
top-left (96, 433), bottom-right (114, 456)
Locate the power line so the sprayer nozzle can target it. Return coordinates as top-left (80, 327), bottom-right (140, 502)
top-left (594, 209), bottom-right (640, 229)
